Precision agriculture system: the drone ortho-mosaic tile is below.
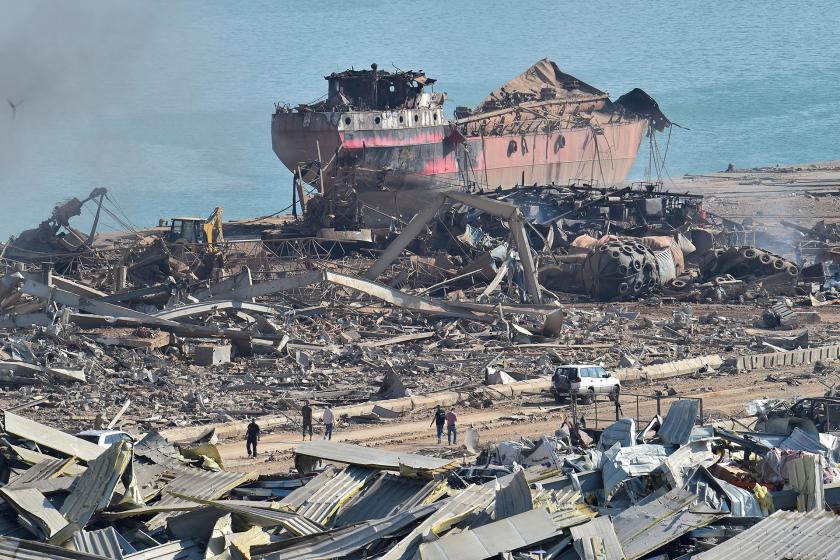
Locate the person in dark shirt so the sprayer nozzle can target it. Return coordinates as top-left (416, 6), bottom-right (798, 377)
top-left (301, 400), bottom-right (313, 441)
top-left (245, 419), bottom-right (261, 458)
top-left (430, 405), bottom-right (446, 444)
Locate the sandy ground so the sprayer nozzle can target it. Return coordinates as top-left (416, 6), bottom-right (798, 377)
top-left (220, 364), bottom-right (833, 475)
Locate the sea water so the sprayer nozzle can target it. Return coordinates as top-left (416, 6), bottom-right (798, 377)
top-left (0, 0), bottom-right (838, 237)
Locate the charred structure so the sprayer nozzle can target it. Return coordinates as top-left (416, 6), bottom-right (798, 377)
top-left (273, 59), bottom-right (669, 229)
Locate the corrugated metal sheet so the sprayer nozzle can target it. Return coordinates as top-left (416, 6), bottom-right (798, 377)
top-left (461, 470), bottom-right (535, 529)
top-left (256, 503), bottom-right (441, 560)
top-left (168, 494), bottom-right (324, 537)
top-left (122, 539), bottom-right (202, 560)
top-left (658, 399), bottom-right (699, 445)
top-left (535, 487), bottom-right (597, 529)
top-left (601, 443), bottom-right (668, 500)
top-left (293, 441), bottom-right (456, 472)
top-left (0, 536), bottom-right (109, 559)
top-left (3, 411), bottom-right (103, 462)
top-left (7, 457), bottom-right (75, 488)
top-left (72, 527), bottom-right (133, 560)
top-left (61, 441), bottom-right (132, 528)
top-left (334, 473), bottom-right (437, 527)
top-left (570, 516), bottom-right (624, 560)
top-left (613, 488), bottom-right (720, 560)
top-left (132, 432), bottom-right (181, 467)
top-left (661, 439), bottom-right (716, 488)
top-left (693, 510), bottom-right (840, 560)
top-left (0, 486), bottom-right (69, 541)
top-left (493, 469), bottom-right (533, 521)
top-left (382, 483), bottom-right (497, 560)
top-left (715, 477), bottom-right (763, 517)
top-left (292, 465), bottom-right (377, 526)
top-left (144, 468), bottom-right (257, 530)
top-left (597, 418), bottom-right (636, 451)
top-left (278, 466), bottom-right (340, 511)
top-left (779, 427), bottom-right (831, 457)
top-left (418, 507), bottom-right (558, 560)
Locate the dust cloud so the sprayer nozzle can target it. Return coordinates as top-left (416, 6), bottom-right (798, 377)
top-left (0, 1), bottom-right (197, 235)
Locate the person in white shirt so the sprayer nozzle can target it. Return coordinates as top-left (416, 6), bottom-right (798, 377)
top-left (323, 404), bottom-right (335, 440)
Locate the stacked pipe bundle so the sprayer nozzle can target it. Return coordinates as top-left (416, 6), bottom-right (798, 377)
top-left (581, 239), bottom-right (660, 300)
top-left (703, 246), bottom-right (799, 281)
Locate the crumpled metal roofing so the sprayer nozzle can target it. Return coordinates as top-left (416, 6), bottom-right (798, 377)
top-left (293, 440), bottom-right (456, 472)
top-left (493, 469), bottom-right (533, 521)
top-left (122, 538), bottom-right (203, 560)
top-left (600, 443), bottom-right (668, 500)
top-left (0, 536), bottom-right (108, 559)
top-left (779, 427), bottom-right (831, 459)
top-left (693, 509), bottom-right (840, 560)
top-left (254, 503), bottom-right (441, 560)
top-left (144, 468), bottom-right (257, 529)
top-left (7, 457), bottom-right (76, 488)
top-left (334, 473), bottom-right (438, 527)
top-left (3, 411), bottom-right (103, 462)
top-left (597, 418), bottom-right (636, 451)
top-left (0, 486), bottom-right (69, 542)
top-left (570, 516), bottom-right (624, 560)
top-left (612, 488), bottom-right (721, 560)
top-left (657, 399), bottom-right (699, 445)
top-left (61, 441), bottom-right (132, 528)
top-left (686, 467), bottom-right (763, 518)
top-left (418, 507), bottom-right (558, 560)
top-left (169, 494), bottom-right (324, 537)
top-left (660, 439), bottom-right (716, 488)
top-left (295, 465), bottom-right (377, 525)
top-left (382, 483), bottom-right (497, 560)
top-left (132, 432), bottom-right (182, 467)
top-left (72, 527), bottom-right (134, 560)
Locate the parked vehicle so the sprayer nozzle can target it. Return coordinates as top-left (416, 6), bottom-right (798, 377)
top-left (75, 430), bottom-right (135, 449)
top-left (551, 364), bottom-right (620, 404)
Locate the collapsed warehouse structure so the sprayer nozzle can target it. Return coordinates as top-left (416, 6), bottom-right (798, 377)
top-left (0, 175), bottom-right (838, 557)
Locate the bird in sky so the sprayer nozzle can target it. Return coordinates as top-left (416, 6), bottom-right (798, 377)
top-left (7, 99), bottom-right (24, 120)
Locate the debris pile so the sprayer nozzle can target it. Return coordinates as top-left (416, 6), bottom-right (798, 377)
top-left (2, 392), bottom-right (839, 559)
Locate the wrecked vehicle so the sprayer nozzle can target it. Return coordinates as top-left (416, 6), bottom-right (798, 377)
top-left (756, 396), bottom-right (840, 434)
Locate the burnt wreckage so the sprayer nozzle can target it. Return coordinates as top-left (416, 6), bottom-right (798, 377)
top-left (272, 59), bottom-right (669, 230)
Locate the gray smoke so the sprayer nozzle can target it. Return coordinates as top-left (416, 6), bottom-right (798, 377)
top-left (0, 1), bottom-right (197, 236)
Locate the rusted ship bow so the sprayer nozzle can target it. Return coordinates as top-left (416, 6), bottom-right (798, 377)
top-left (272, 59), bottom-right (669, 228)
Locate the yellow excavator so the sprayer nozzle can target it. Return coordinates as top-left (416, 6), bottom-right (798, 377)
top-left (167, 207), bottom-right (224, 250)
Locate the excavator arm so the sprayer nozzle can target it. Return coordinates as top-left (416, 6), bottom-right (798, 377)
top-left (202, 207), bottom-right (224, 249)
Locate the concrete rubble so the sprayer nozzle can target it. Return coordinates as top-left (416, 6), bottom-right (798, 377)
top-left (0, 167), bottom-right (837, 557)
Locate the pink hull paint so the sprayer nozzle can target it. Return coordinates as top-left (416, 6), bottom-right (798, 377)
top-left (272, 113), bottom-right (649, 226)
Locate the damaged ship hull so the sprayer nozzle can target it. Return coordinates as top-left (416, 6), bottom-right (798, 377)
top-left (272, 116), bottom-right (649, 226)
top-left (272, 60), bottom-right (666, 227)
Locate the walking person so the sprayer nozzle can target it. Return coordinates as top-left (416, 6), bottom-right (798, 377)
top-left (430, 405), bottom-right (446, 444)
top-left (323, 404), bottom-right (335, 440)
top-left (301, 400), bottom-right (313, 441)
top-left (446, 407), bottom-right (458, 445)
top-left (245, 418), bottom-right (261, 458)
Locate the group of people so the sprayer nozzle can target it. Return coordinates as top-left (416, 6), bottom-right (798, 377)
top-left (431, 405), bottom-right (458, 445)
top-left (244, 400), bottom-right (335, 458)
top-left (245, 401), bottom-right (461, 458)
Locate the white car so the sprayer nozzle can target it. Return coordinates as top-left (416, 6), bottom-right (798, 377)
top-left (75, 430), bottom-right (135, 449)
top-left (551, 364), bottom-right (620, 403)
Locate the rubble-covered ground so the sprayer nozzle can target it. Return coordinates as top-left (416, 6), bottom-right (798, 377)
top-left (0, 162), bottom-right (839, 558)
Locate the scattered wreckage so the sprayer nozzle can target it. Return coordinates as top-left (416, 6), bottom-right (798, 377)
top-left (0, 388), bottom-right (838, 558)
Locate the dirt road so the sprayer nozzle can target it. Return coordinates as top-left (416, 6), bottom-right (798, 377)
top-left (221, 365), bottom-right (830, 475)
